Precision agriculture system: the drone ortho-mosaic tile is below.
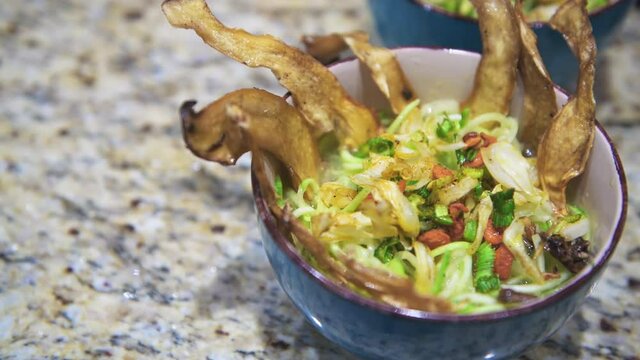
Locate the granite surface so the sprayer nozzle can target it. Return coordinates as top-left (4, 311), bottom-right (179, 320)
top-left (0, 0), bottom-right (639, 359)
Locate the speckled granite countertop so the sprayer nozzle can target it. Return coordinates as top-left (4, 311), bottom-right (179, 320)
top-left (0, 0), bottom-right (639, 359)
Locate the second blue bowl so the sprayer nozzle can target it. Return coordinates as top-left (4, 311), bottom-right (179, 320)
top-left (368, 0), bottom-right (634, 90)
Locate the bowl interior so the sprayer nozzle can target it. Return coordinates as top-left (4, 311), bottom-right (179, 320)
top-left (256, 47), bottom-right (626, 319)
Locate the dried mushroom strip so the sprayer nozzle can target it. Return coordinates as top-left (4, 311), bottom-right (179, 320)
top-left (515, 1), bottom-right (558, 152)
top-left (463, 0), bottom-right (520, 116)
top-left (162, 0), bottom-right (377, 148)
top-left (180, 88), bottom-right (320, 185)
top-left (303, 32), bottom-right (418, 115)
top-left (537, 0), bottom-right (596, 211)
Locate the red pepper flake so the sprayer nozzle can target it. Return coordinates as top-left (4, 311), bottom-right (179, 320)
top-left (494, 245), bottom-right (514, 280)
top-left (448, 218), bottom-right (465, 241)
top-left (448, 202), bottom-right (469, 219)
top-left (484, 218), bottom-right (503, 245)
top-left (397, 180), bottom-right (407, 193)
top-left (432, 164), bottom-right (454, 179)
top-left (418, 229), bottom-right (451, 249)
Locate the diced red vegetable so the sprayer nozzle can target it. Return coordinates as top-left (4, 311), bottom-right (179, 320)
top-left (494, 244), bottom-right (514, 280)
top-left (418, 229), bottom-right (451, 249)
top-left (448, 202), bottom-right (469, 219)
top-left (484, 218), bottom-right (503, 245)
top-left (432, 164), bottom-right (454, 179)
top-left (448, 218), bottom-right (465, 241)
top-left (398, 180), bottom-right (407, 193)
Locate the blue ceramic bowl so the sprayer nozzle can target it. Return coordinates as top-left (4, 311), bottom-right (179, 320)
top-left (368, 0), bottom-right (634, 90)
top-left (252, 48), bottom-right (627, 360)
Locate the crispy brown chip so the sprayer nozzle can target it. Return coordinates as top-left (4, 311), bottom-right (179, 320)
top-left (302, 31), bottom-right (418, 115)
top-left (537, 0), bottom-right (596, 211)
top-left (162, 0), bottom-right (377, 148)
top-left (515, 2), bottom-right (558, 152)
top-left (463, 0), bottom-right (520, 116)
top-left (181, 88), bottom-right (320, 184)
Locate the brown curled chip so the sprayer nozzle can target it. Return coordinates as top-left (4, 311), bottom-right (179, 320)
top-left (162, 0), bottom-right (377, 148)
top-left (515, 2), bottom-right (558, 152)
top-left (302, 31), bottom-right (418, 114)
top-left (537, 0), bottom-right (596, 211)
top-left (463, 0), bottom-right (520, 116)
top-left (180, 88), bottom-right (320, 184)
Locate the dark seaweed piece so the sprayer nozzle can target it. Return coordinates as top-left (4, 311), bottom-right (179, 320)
top-left (523, 234), bottom-right (535, 257)
top-left (544, 235), bottom-right (591, 273)
top-left (498, 289), bottom-right (537, 304)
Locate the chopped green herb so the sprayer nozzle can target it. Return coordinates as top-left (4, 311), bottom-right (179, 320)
top-left (416, 185), bottom-right (430, 199)
top-left (490, 188), bottom-right (515, 228)
top-left (435, 204), bottom-right (449, 218)
top-left (355, 137), bottom-right (395, 158)
top-left (568, 205), bottom-right (586, 216)
top-left (407, 180), bottom-right (419, 186)
top-left (463, 220), bottom-right (478, 241)
top-left (456, 147), bottom-right (478, 165)
top-left (460, 107), bottom-right (471, 127)
top-left (436, 114), bottom-right (461, 143)
top-left (434, 204), bottom-right (453, 225)
top-left (418, 205), bottom-right (435, 221)
top-left (474, 242), bottom-right (500, 293)
top-left (274, 175), bottom-right (285, 207)
top-left (474, 184), bottom-right (483, 198)
top-left (535, 220), bottom-right (552, 233)
top-left (386, 257), bottom-right (406, 276)
top-left (374, 237), bottom-right (404, 264)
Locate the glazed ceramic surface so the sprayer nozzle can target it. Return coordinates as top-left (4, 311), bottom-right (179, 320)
top-left (368, 0), bottom-right (634, 90)
top-left (253, 48), bottom-right (627, 360)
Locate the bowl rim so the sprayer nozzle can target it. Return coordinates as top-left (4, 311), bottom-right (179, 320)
top-left (251, 47), bottom-right (628, 323)
top-left (408, 0), bottom-right (630, 28)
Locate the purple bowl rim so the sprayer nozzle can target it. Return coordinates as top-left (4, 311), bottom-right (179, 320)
top-left (251, 46), bottom-right (628, 323)
top-left (408, 0), bottom-right (631, 28)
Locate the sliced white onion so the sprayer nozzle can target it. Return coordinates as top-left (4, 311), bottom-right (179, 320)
top-left (436, 176), bottom-right (479, 205)
top-left (560, 218), bottom-right (590, 240)
top-left (481, 142), bottom-right (536, 194)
